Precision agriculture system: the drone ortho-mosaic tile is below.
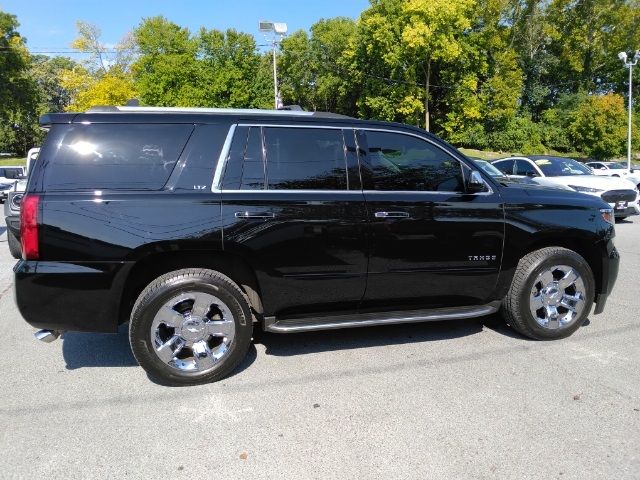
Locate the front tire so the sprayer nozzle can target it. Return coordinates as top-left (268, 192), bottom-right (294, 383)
top-left (129, 268), bottom-right (253, 386)
top-left (502, 247), bottom-right (594, 340)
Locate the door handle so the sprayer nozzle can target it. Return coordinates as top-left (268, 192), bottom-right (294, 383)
top-left (234, 211), bottom-right (276, 219)
top-left (374, 211), bottom-right (410, 219)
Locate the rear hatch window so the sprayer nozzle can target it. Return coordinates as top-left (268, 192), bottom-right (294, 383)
top-left (40, 123), bottom-right (193, 191)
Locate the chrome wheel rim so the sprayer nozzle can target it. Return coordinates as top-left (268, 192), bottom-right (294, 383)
top-left (529, 265), bottom-right (586, 330)
top-left (151, 291), bottom-right (235, 373)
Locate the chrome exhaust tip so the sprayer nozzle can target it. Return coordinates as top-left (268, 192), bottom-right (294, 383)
top-left (34, 329), bottom-right (61, 343)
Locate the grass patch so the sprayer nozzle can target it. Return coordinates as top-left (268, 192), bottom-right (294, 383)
top-left (457, 148), bottom-right (506, 160)
top-left (0, 157), bottom-right (26, 166)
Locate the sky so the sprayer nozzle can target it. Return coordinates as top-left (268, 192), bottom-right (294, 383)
top-left (1, 0), bottom-right (371, 54)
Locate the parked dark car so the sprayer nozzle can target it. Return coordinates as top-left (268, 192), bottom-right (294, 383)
top-left (15, 106), bottom-right (619, 385)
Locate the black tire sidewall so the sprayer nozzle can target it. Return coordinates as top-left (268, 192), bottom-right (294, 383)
top-left (130, 273), bottom-right (253, 385)
top-left (515, 251), bottom-right (594, 340)
top-left (7, 228), bottom-right (21, 259)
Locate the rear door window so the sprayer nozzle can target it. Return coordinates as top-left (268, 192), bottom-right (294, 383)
top-left (515, 159), bottom-right (539, 176)
top-left (493, 159), bottom-right (515, 175)
top-left (41, 123), bottom-right (193, 190)
top-left (263, 127), bottom-right (348, 190)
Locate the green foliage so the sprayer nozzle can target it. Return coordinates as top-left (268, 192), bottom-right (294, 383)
top-left (133, 17), bottom-right (270, 108)
top-left (30, 55), bottom-right (77, 113)
top-left (0, 10), bottom-right (40, 154)
top-left (487, 115), bottom-right (544, 153)
top-left (569, 93), bottom-right (627, 160)
top-left (278, 17), bottom-right (358, 113)
top-left (3, 1), bottom-right (640, 158)
top-left (60, 21), bottom-right (137, 111)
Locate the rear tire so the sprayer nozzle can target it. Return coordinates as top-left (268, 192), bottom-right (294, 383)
top-left (7, 228), bottom-right (21, 259)
top-left (502, 247), bottom-right (594, 340)
top-left (129, 268), bottom-right (253, 386)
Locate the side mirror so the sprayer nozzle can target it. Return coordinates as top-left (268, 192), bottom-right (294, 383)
top-left (526, 171), bottom-right (539, 177)
top-left (600, 167), bottom-right (606, 171)
top-left (467, 170), bottom-right (488, 193)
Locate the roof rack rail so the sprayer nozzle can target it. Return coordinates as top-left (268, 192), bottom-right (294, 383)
top-left (278, 105), bottom-right (304, 111)
top-left (85, 105), bottom-right (316, 116)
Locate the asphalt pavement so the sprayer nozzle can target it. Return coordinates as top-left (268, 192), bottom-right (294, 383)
top-left (0, 219), bottom-right (639, 479)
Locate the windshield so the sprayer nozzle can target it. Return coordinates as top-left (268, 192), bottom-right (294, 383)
top-left (607, 163), bottom-right (626, 170)
top-left (532, 157), bottom-right (592, 177)
top-left (474, 159), bottom-right (506, 178)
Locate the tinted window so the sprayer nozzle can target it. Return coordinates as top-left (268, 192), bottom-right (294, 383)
top-left (42, 123), bottom-right (193, 190)
top-left (263, 127), bottom-right (347, 190)
top-left (0, 168), bottom-right (23, 179)
top-left (515, 159), bottom-right (538, 176)
top-left (493, 160), bottom-right (514, 175)
top-left (240, 127), bottom-right (266, 189)
top-left (362, 131), bottom-right (463, 192)
top-left (170, 124), bottom-right (229, 191)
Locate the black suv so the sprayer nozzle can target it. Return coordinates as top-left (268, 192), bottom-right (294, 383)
top-left (15, 106), bottom-right (619, 385)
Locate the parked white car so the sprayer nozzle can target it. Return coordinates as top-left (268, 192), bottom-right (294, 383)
top-left (585, 161), bottom-right (640, 188)
top-left (492, 156), bottom-right (640, 219)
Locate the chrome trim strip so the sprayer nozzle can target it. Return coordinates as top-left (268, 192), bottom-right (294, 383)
top-left (264, 302), bottom-right (501, 333)
top-left (217, 189), bottom-right (363, 194)
top-left (237, 123), bottom-right (345, 129)
top-left (211, 124), bottom-right (236, 192)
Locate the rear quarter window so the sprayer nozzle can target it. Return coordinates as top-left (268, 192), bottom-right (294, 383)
top-left (40, 123), bottom-right (193, 191)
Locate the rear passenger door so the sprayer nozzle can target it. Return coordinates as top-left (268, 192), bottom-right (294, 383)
top-left (357, 128), bottom-right (505, 310)
top-left (219, 124), bottom-right (368, 318)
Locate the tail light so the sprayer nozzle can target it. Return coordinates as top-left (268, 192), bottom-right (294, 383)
top-left (20, 194), bottom-right (40, 260)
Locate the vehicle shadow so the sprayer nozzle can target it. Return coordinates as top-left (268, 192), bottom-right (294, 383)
top-left (61, 323), bottom-right (258, 383)
top-left (62, 324), bottom-right (138, 369)
top-left (61, 313), bottom-right (587, 376)
top-left (253, 314), bottom-right (517, 356)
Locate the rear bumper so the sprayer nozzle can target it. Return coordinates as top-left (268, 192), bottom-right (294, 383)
top-left (593, 239), bottom-right (619, 315)
top-left (612, 205), bottom-right (639, 218)
top-left (14, 260), bottom-right (132, 333)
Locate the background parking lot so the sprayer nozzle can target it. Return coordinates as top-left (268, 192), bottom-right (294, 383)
top-left (1, 220), bottom-right (639, 479)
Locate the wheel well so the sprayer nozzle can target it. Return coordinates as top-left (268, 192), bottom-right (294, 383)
top-left (525, 237), bottom-right (603, 295)
top-left (118, 251), bottom-right (264, 325)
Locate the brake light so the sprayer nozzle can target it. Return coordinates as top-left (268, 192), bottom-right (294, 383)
top-left (20, 194), bottom-right (40, 260)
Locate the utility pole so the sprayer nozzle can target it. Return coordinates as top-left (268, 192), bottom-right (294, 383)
top-left (618, 50), bottom-right (640, 171)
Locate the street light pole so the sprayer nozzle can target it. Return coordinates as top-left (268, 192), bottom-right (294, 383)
top-left (272, 40), bottom-right (278, 109)
top-left (259, 21), bottom-right (287, 110)
top-left (619, 50), bottom-right (640, 171)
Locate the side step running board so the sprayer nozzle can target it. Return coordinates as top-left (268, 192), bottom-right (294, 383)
top-left (264, 301), bottom-right (501, 334)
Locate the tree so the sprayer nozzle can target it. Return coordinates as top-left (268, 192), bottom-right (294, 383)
top-left (60, 21), bottom-right (137, 111)
top-left (0, 10), bottom-right (40, 154)
top-left (278, 18), bottom-right (357, 114)
top-left (546, 0), bottom-right (634, 95)
top-left (509, 0), bottom-right (554, 118)
top-left (569, 93), bottom-right (627, 159)
top-left (30, 55), bottom-right (77, 112)
top-left (133, 16), bottom-right (270, 108)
